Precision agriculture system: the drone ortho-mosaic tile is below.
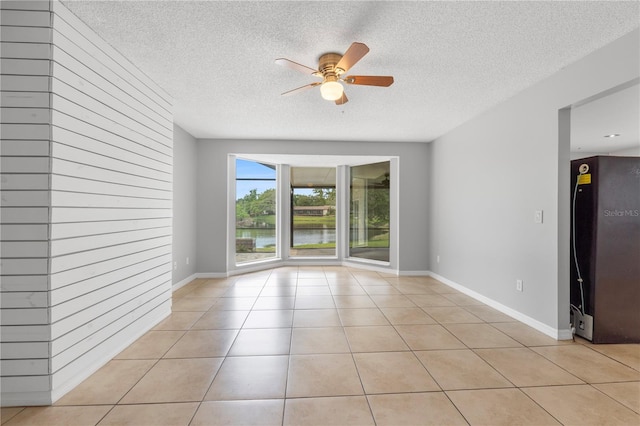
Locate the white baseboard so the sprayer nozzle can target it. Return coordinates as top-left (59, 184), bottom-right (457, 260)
top-left (173, 273), bottom-right (198, 291)
top-left (399, 270), bottom-right (431, 276)
top-left (428, 271), bottom-right (572, 341)
top-left (342, 260), bottom-right (398, 275)
top-left (195, 272), bottom-right (229, 279)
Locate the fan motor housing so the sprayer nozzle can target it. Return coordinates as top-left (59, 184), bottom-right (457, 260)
top-left (318, 52), bottom-right (343, 79)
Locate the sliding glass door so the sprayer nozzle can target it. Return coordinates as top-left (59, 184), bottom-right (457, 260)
top-left (349, 161), bottom-right (390, 262)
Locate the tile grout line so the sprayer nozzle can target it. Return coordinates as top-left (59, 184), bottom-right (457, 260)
top-left (281, 266), bottom-right (300, 426)
top-left (343, 270), bottom-right (384, 425)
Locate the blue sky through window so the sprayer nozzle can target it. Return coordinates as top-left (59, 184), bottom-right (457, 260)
top-left (236, 159), bottom-right (276, 199)
top-left (235, 159), bottom-right (318, 198)
top-left (236, 159), bottom-right (275, 178)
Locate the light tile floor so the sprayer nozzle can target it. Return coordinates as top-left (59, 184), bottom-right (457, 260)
top-left (2, 266), bottom-right (639, 425)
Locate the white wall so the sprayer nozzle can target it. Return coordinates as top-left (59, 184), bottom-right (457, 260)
top-left (172, 124), bottom-right (198, 286)
top-left (428, 29), bottom-right (639, 337)
top-left (196, 139), bottom-right (430, 275)
top-left (1, 0), bottom-right (174, 406)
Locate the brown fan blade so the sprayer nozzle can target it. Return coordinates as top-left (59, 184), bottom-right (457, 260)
top-left (275, 58), bottom-right (320, 76)
top-left (281, 82), bottom-right (321, 96)
top-left (335, 42), bottom-right (369, 73)
top-left (335, 92), bottom-right (348, 105)
top-left (343, 75), bottom-right (394, 87)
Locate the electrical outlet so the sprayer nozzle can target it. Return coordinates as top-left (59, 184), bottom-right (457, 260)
top-left (173, 261), bottom-right (177, 271)
top-left (186, 257), bottom-right (189, 265)
top-left (436, 255), bottom-right (440, 263)
top-left (534, 210), bottom-right (543, 224)
top-left (516, 279), bottom-right (523, 292)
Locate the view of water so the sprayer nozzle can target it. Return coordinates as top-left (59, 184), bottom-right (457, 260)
top-left (236, 228), bottom-right (387, 248)
top-left (294, 228), bottom-right (336, 246)
top-left (236, 228), bottom-right (335, 248)
top-left (236, 228), bottom-right (278, 248)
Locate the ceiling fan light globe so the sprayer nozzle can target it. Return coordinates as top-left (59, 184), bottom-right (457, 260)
top-left (320, 81), bottom-right (344, 101)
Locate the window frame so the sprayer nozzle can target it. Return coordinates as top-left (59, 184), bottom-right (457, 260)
top-left (227, 155), bottom-right (398, 273)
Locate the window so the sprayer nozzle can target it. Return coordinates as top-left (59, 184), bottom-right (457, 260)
top-left (235, 159), bottom-right (277, 264)
top-left (229, 155), bottom-right (396, 269)
top-left (291, 167), bottom-right (337, 257)
top-left (350, 161), bottom-right (390, 262)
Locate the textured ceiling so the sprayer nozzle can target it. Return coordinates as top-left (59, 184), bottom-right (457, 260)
top-left (571, 83), bottom-right (639, 154)
top-left (61, 1), bottom-right (639, 143)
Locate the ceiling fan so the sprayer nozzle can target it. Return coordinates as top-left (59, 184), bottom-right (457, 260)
top-left (275, 42), bottom-right (394, 105)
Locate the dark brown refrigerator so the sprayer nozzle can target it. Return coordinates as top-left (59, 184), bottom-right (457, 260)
top-left (570, 155), bottom-right (640, 343)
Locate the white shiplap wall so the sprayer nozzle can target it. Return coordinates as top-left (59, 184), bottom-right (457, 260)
top-left (1, 0), bottom-right (174, 405)
top-left (1, 0), bottom-right (54, 406)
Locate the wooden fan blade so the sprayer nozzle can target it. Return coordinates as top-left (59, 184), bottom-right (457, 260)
top-left (281, 82), bottom-right (321, 96)
top-left (343, 75), bottom-right (394, 87)
top-left (275, 58), bottom-right (319, 75)
top-left (335, 42), bottom-right (369, 73)
top-left (335, 92), bottom-right (348, 105)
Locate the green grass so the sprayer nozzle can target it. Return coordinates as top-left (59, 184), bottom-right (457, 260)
top-left (371, 232), bottom-right (389, 241)
top-left (294, 237), bottom-right (389, 249)
top-left (254, 215), bottom-right (276, 226)
top-left (293, 215), bottom-right (336, 227)
top-left (255, 247), bottom-right (276, 253)
top-left (354, 239), bottom-right (389, 248)
top-left (350, 232), bottom-right (389, 248)
top-left (294, 242), bottom-right (336, 249)
top-left (239, 215), bottom-right (336, 228)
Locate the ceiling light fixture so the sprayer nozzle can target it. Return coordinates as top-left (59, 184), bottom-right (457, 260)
top-left (276, 42), bottom-right (393, 105)
top-left (320, 80), bottom-right (344, 101)
top-left (604, 134), bottom-right (620, 138)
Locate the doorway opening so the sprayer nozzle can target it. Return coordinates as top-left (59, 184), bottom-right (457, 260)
top-left (562, 79), bottom-right (639, 342)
